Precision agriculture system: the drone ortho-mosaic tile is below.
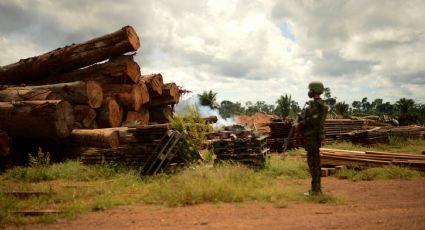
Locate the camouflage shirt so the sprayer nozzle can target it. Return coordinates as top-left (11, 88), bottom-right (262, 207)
top-left (299, 99), bottom-right (329, 140)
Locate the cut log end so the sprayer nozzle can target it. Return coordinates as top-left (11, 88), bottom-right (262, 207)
top-left (97, 98), bottom-right (122, 128)
top-left (124, 26), bottom-right (141, 51)
top-left (86, 80), bottom-right (103, 108)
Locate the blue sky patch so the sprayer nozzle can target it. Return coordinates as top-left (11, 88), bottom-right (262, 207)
top-left (276, 20), bottom-right (296, 41)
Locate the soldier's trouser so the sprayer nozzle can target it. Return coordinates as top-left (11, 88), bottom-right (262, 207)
top-left (305, 138), bottom-right (321, 194)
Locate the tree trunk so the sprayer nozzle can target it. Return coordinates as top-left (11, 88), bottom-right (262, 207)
top-left (150, 105), bottom-right (173, 123)
top-left (33, 55), bottom-right (140, 85)
top-left (70, 129), bottom-right (119, 149)
top-left (149, 83), bottom-right (180, 107)
top-left (140, 73), bottom-right (163, 95)
top-left (0, 100), bottom-right (74, 139)
top-left (96, 97), bottom-right (122, 128)
top-left (126, 107), bottom-right (149, 125)
top-left (0, 87), bottom-right (64, 102)
top-left (2, 81), bottom-right (103, 108)
top-left (103, 84), bottom-right (147, 111)
top-left (0, 130), bottom-right (10, 157)
top-left (73, 105), bottom-right (96, 129)
top-left (0, 25), bottom-right (140, 84)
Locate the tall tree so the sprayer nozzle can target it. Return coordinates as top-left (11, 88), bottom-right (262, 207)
top-left (323, 87), bottom-right (336, 112)
top-left (219, 100), bottom-right (244, 118)
top-left (198, 90), bottom-right (218, 109)
top-left (275, 94), bottom-right (292, 118)
top-left (352, 100), bottom-right (362, 113)
top-left (335, 102), bottom-right (349, 115)
top-left (396, 98), bottom-right (415, 114)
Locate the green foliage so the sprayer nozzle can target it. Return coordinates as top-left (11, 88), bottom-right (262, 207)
top-left (264, 157), bottom-right (309, 179)
top-left (334, 166), bottom-right (422, 181)
top-left (29, 148), bottom-right (50, 168)
top-left (335, 101), bottom-right (349, 115)
top-left (275, 94), bottom-right (292, 118)
top-left (171, 105), bottom-right (213, 163)
top-left (219, 100), bottom-right (245, 118)
top-left (396, 98), bottom-right (415, 114)
top-left (198, 90), bottom-right (218, 109)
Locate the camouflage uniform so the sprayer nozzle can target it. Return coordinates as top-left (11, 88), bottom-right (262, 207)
top-left (299, 98), bottom-right (328, 195)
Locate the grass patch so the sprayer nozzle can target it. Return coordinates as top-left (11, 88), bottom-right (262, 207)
top-left (334, 166), bottom-right (422, 181)
top-left (263, 156), bottom-right (309, 179)
top-left (141, 163), bottom-right (304, 206)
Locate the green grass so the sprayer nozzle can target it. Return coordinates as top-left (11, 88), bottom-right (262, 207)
top-left (334, 166), bottom-right (423, 181)
top-left (263, 156), bottom-right (309, 179)
top-left (0, 157), bottom-right (346, 226)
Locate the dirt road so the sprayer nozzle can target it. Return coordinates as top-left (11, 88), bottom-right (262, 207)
top-left (9, 177), bottom-right (425, 230)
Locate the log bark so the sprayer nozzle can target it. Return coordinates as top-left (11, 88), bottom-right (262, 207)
top-left (70, 129), bottom-right (119, 149)
top-left (96, 97), bottom-right (122, 128)
top-left (0, 100), bottom-right (74, 139)
top-left (126, 107), bottom-right (149, 125)
top-left (0, 26), bottom-right (140, 84)
top-left (73, 105), bottom-right (96, 129)
top-left (0, 87), bottom-right (64, 102)
top-left (150, 106), bottom-right (173, 123)
top-left (33, 55), bottom-right (140, 85)
top-left (140, 73), bottom-right (163, 95)
top-left (149, 83), bottom-right (180, 107)
top-left (1, 81), bottom-right (103, 108)
top-left (103, 84), bottom-right (147, 111)
top-left (0, 130), bottom-right (10, 157)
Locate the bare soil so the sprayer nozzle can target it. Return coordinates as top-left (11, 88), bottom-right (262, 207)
top-left (8, 177), bottom-right (425, 230)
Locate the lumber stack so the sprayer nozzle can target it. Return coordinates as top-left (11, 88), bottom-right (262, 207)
top-left (324, 119), bottom-right (364, 144)
top-left (0, 26), bottom-right (181, 161)
top-left (205, 131), bottom-right (270, 168)
top-left (320, 148), bottom-right (425, 172)
top-left (342, 128), bottom-right (389, 146)
top-left (388, 126), bottom-right (425, 140)
top-left (267, 121), bottom-right (304, 152)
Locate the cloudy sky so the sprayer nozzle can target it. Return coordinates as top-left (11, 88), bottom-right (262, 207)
top-left (0, 0), bottom-right (424, 106)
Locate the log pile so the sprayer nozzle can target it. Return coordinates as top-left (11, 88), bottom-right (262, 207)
top-left (320, 148), bottom-right (425, 172)
top-left (76, 124), bottom-right (175, 167)
top-left (0, 26), bottom-right (181, 163)
top-left (205, 130), bottom-right (270, 168)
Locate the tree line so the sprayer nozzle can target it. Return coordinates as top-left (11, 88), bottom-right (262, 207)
top-left (198, 89), bottom-right (425, 125)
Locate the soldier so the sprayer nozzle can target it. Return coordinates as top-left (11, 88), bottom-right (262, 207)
top-left (295, 81), bottom-right (329, 196)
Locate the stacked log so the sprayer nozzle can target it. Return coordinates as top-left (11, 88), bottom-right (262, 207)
top-left (0, 25), bottom-right (182, 166)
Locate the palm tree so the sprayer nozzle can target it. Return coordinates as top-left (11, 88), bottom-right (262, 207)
top-left (396, 98), bottom-right (415, 114)
top-left (198, 90), bottom-right (218, 109)
top-left (335, 102), bottom-right (349, 115)
top-left (275, 94), bottom-right (292, 118)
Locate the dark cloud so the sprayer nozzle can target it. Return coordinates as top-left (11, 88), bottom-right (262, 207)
top-left (312, 50), bottom-right (377, 77)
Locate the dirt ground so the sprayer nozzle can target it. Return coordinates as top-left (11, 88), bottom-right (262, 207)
top-left (9, 177), bottom-right (425, 230)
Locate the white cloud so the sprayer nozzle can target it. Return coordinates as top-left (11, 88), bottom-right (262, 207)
top-left (0, 0), bottom-right (424, 106)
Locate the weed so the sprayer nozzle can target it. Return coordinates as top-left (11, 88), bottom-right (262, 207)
top-left (264, 156), bottom-right (309, 179)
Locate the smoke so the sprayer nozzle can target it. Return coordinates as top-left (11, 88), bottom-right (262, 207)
top-left (175, 95), bottom-right (234, 129)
